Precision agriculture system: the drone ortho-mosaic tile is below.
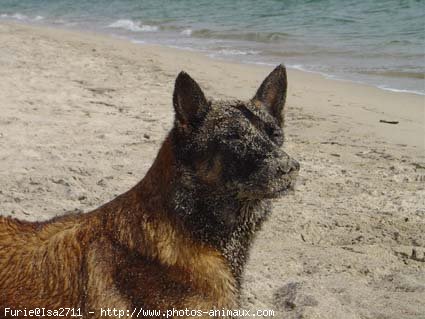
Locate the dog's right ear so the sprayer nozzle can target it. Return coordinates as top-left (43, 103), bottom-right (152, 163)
top-left (173, 71), bottom-right (209, 130)
top-left (252, 65), bottom-right (287, 127)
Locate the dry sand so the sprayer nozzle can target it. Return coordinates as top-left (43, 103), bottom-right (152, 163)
top-left (0, 22), bottom-right (424, 318)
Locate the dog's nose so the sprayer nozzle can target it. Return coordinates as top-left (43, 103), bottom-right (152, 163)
top-left (276, 158), bottom-right (300, 175)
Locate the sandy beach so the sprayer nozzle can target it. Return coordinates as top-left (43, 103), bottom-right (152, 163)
top-left (0, 22), bottom-right (424, 318)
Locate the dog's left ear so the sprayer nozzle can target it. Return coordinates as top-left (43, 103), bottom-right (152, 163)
top-left (173, 71), bottom-right (209, 130)
top-left (252, 64), bottom-right (287, 127)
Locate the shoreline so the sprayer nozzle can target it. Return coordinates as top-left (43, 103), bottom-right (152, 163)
top-left (1, 21), bottom-right (424, 318)
top-left (2, 21), bottom-right (423, 151)
top-left (2, 17), bottom-right (425, 96)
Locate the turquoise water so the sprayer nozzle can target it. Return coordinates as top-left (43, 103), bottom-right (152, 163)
top-left (1, 0), bottom-right (424, 94)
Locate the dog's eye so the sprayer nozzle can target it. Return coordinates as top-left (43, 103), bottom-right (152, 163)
top-left (270, 128), bottom-right (282, 139)
top-left (228, 132), bottom-right (241, 140)
top-left (266, 126), bottom-right (283, 143)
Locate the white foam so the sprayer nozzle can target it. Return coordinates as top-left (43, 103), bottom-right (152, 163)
top-left (0, 13), bottom-right (29, 20)
top-left (131, 39), bottom-right (146, 45)
top-left (108, 19), bottom-right (158, 32)
top-left (167, 44), bottom-right (201, 52)
top-left (181, 29), bottom-right (192, 36)
top-left (289, 64), bottom-right (425, 96)
top-left (1, 13), bottom-right (44, 22)
top-left (140, 24), bottom-right (159, 32)
top-left (249, 61), bottom-right (275, 66)
top-left (11, 13), bottom-right (28, 20)
top-left (377, 85), bottom-right (425, 96)
top-left (218, 49), bottom-right (260, 56)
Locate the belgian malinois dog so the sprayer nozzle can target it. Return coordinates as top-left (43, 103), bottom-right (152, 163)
top-left (0, 65), bottom-right (299, 318)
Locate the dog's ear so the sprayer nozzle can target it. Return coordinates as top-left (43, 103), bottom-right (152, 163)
top-left (252, 65), bottom-right (287, 127)
top-left (173, 71), bottom-right (209, 129)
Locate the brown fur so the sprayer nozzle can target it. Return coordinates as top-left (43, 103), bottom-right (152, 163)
top-left (1, 137), bottom-right (236, 317)
top-left (0, 65), bottom-right (299, 318)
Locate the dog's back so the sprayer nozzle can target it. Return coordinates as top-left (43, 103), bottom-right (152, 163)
top-left (0, 214), bottom-right (92, 308)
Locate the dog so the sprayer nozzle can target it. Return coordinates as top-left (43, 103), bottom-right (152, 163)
top-left (0, 65), bottom-right (299, 318)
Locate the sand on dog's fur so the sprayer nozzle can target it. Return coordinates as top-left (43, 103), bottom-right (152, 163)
top-left (0, 64), bottom-right (299, 312)
top-left (0, 22), bottom-right (424, 318)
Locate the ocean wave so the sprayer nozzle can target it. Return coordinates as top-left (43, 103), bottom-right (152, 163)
top-left (10, 13), bottom-right (27, 20)
top-left (360, 69), bottom-right (425, 80)
top-left (217, 49), bottom-right (260, 56)
top-left (181, 29), bottom-right (192, 36)
top-left (0, 13), bottom-right (44, 22)
top-left (377, 86), bottom-right (425, 96)
top-left (0, 13), bottom-right (28, 20)
top-left (108, 19), bottom-right (158, 32)
top-left (192, 29), bottom-right (291, 43)
top-left (287, 64), bottom-right (424, 95)
top-left (130, 39), bottom-right (146, 45)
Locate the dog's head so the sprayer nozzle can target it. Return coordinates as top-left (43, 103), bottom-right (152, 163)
top-left (171, 65), bottom-right (299, 203)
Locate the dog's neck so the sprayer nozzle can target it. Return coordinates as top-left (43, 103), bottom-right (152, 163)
top-left (103, 134), bottom-right (269, 295)
top-left (168, 179), bottom-right (271, 285)
top-left (156, 135), bottom-right (270, 284)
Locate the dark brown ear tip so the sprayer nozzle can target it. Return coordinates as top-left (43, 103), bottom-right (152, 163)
top-left (276, 64), bottom-right (286, 70)
top-left (175, 71), bottom-right (197, 89)
top-left (176, 70), bottom-right (190, 81)
top-left (275, 64), bottom-right (287, 77)
top-left (176, 70), bottom-right (189, 81)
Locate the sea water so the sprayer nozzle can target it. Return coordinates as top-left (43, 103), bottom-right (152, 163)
top-left (1, 0), bottom-right (424, 95)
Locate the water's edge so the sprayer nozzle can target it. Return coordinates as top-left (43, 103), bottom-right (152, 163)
top-left (2, 18), bottom-right (424, 97)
